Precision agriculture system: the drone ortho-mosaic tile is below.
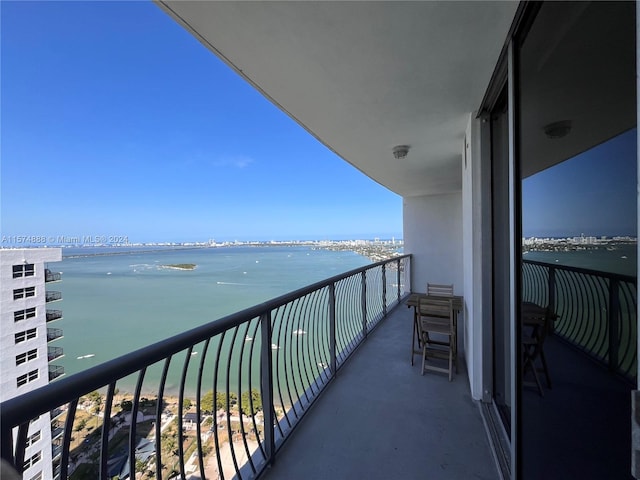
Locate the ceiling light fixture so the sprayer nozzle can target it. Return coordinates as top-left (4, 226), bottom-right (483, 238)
top-left (543, 120), bottom-right (572, 139)
top-left (392, 145), bottom-right (410, 160)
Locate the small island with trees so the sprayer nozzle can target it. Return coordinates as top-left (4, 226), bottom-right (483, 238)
top-left (160, 263), bottom-right (197, 270)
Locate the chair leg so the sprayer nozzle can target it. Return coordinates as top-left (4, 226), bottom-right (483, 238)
top-left (523, 350), bottom-right (544, 396)
top-left (539, 349), bottom-right (552, 388)
top-left (453, 332), bottom-right (458, 373)
top-left (448, 347), bottom-right (453, 382)
top-left (421, 345), bottom-right (427, 376)
top-left (411, 320), bottom-right (420, 366)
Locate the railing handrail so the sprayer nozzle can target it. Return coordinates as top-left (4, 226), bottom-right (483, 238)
top-left (523, 259), bottom-right (636, 284)
top-left (1, 254), bottom-right (410, 429)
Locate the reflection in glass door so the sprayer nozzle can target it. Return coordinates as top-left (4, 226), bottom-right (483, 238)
top-left (517, 2), bottom-right (636, 478)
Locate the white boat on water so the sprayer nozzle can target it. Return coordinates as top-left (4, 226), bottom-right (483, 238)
top-left (77, 354), bottom-right (95, 360)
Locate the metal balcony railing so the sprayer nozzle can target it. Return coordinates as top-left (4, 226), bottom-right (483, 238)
top-left (46, 310), bottom-right (63, 322)
top-left (47, 328), bottom-right (64, 342)
top-left (45, 269), bottom-right (62, 283)
top-left (46, 291), bottom-right (62, 303)
top-left (48, 365), bottom-right (65, 381)
top-left (48, 346), bottom-right (64, 362)
top-left (51, 425), bottom-right (64, 442)
top-left (0, 255), bottom-right (411, 480)
top-left (522, 259), bottom-right (637, 382)
top-left (52, 444), bottom-right (62, 460)
top-left (50, 407), bottom-right (64, 421)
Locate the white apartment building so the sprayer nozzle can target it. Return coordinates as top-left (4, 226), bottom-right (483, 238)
top-left (0, 248), bottom-right (64, 480)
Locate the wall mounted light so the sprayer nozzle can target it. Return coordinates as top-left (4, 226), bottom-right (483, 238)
top-left (392, 145), bottom-right (410, 159)
top-left (543, 120), bottom-right (572, 139)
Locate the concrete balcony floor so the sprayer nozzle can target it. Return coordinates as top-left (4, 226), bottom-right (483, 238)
top-left (261, 303), bottom-right (498, 480)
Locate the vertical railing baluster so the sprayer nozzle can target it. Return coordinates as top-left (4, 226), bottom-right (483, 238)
top-left (396, 258), bottom-right (401, 302)
top-left (382, 264), bottom-right (387, 317)
top-left (361, 271), bottom-right (367, 338)
top-left (128, 373), bottom-right (144, 480)
top-left (329, 283), bottom-right (337, 377)
top-left (548, 266), bottom-right (556, 334)
top-left (60, 399), bottom-right (78, 480)
top-left (155, 356), bottom-right (172, 480)
top-left (609, 278), bottom-right (620, 372)
top-left (178, 348), bottom-right (193, 480)
top-left (196, 339), bottom-right (211, 480)
top-left (260, 312), bottom-right (275, 467)
top-left (98, 383), bottom-right (114, 480)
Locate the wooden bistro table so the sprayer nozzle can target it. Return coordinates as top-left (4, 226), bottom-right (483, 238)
top-left (406, 293), bottom-right (464, 366)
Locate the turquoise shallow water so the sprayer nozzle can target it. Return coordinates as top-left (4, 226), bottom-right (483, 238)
top-left (53, 246), bottom-right (371, 392)
top-left (51, 244), bottom-right (635, 394)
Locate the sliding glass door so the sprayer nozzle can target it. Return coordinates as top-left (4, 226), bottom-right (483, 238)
top-left (516, 2), bottom-right (637, 478)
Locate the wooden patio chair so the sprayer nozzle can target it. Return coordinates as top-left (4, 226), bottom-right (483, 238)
top-left (417, 296), bottom-right (456, 381)
top-left (522, 302), bottom-right (555, 396)
top-left (425, 283), bottom-right (457, 372)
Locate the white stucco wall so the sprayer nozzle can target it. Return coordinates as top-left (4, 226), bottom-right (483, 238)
top-left (462, 113), bottom-right (489, 401)
top-left (403, 192), bottom-right (463, 296)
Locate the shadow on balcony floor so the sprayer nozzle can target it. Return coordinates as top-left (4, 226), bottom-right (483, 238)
top-left (522, 334), bottom-right (633, 479)
top-left (261, 304), bottom-right (498, 480)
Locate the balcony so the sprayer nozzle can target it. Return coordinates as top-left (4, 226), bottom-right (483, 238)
top-left (51, 423), bottom-right (63, 442)
top-left (50, 407), bottom-right (64, 421)
top-left (52, 444), bottom-right (62, 461)
top-left (53, 463), bottom-right (61, 480)
top-left (46, 309), bottom-right (63, 322)
top-left (0, 256), bottom-right (416, 480)
top-left (45, 269), bottom-right (61, 283)
top-left (45, 291), bottom-right (62, 303)
top-left (48, 365), bottom-right (65, 381)
top-left (47, 328), bottom-right (64, 342)
top-left (48, 346), bottom-right (64, 362)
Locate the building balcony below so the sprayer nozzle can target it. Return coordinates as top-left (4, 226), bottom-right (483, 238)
top-left (48, 365), bottom-right (65, 381)
top-left (46, 309), bottom-right (63, 322)
top-left (48, 346), bottom-right (64, 362)
top-left (45, 269), bottom-right (61, 283)
top-left (45, 291), bottom-right (62, 303)
top-left (50, 407), bottom-right (64, 421)
top-left (51, 424), bottom-right (63, 442)
top-left (47, 328), bottom-right (64, 342)
top-left (52, 443), bottom-right (62, 461)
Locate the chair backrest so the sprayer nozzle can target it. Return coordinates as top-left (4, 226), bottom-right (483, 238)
top-left (418, 296), bottom-right (453, 322)
top-left (427, 283), bottom-right (454, 297)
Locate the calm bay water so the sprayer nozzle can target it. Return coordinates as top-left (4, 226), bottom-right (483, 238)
top-left (523, 243), bottom-right (637, 277)
top-left (53, 246), bottom-right (371, 393)
top-left (51, 243), bottom-right (635, 394)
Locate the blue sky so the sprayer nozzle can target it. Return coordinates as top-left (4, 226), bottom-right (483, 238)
top-left (2, 3), bottom-right (636, 245)
top-left (1, 1), bottom-right (403, 243)
top-left (522, 128), bottom-right (637, 238)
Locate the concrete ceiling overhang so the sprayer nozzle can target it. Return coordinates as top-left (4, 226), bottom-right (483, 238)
top-left (156, 1), bottom-right (519, 198)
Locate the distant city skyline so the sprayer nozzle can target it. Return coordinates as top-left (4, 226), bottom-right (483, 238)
top-left (1, 2), bottom-right (402, 244)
